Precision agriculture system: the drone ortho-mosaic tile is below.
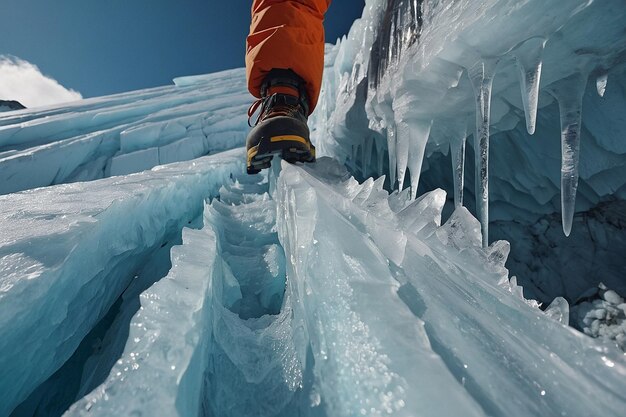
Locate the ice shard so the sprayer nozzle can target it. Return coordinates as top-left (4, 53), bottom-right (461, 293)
top-left (2, 1), bottom-right (626, 416)
top-left (544, 297), bottom-right (570, 324)
top-left (395, 119), bottom-right (410, 192)
top-left (407, 119), bottom-right (433, 201)
top-left (449, 121), bottom-right (468, 208)
top-left (513, 37), bottom-right (546, 135)
top-left (548, 72), bottom-right (588, 236)
top-left (277, 160), bottom-right (486, 417)
top-left (468, 59), bottom-right (498, 247)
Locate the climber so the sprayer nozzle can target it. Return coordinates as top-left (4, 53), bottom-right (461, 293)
top-left (245, 0), bottom-right (331, 174)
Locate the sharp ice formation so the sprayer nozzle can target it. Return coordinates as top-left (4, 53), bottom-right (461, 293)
top-left (0, 150), bottom-right (243, 416)
top-left (394, 119), bottom-right (410, 192)
top-left (66, 217), bottom-right (220, 417)
top-left (513, 37), bottom-right (546, 135)
top-left (449, 122), bottom-right (468, 208)
top-left (313, 0), bottom-right (626, 241)
top-left (407, 119), bottom-right (432, 200)
top-left (544, 297), bottom-right (570, 324)
top-left (43, 159), bottom-right (626, 416)
top-left (468, 59), bottom-right (498, 247)
top-left (1, 0), bottom-right (626, 416)
top-left (384, 111), bottom-right (398, 188)
top-left (547, 72), bottom-right (588, 236)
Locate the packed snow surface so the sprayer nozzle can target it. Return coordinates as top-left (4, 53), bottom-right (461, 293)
top-left (1, 0), bottom-right (625, 416)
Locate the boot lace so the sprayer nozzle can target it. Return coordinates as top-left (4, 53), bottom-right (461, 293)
top-left (247, 94), bottom-right (303, 127)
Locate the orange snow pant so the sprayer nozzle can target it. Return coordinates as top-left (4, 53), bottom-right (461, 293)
top-left (246, 0), bottom-right (331, 114)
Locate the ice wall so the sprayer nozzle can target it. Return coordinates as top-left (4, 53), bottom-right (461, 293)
top-left (1, 1), bottom-right (625, 415)
top-left (311, 0), bottom-right (626, 301)
top-left (313, 0), bottom-right (626, 240)
top-left (64, 210), bottom-right (221, 417)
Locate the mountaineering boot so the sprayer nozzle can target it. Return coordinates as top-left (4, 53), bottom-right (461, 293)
top-left (246, 69), bottom-right (315, 175)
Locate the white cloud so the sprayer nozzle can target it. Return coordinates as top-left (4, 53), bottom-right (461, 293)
top-left (0, 55), bottom-right (82, 108)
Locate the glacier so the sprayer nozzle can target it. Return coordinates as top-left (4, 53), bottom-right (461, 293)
top-left (312, 0), bottom-right (626, 303)
top-left (1, 0), bottom-right (626, 416)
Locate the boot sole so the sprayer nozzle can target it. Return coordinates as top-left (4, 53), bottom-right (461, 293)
top-left (247, 135), bottom-right (316, 175)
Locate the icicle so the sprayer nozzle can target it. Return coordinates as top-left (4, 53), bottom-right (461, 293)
top-left (395, 120), bottom-right (411, 192)
top-left (407, 119), bottom-right (433, 201)
top-left (386, 122), bottom-right (397, 188)
top-left (596, 72), bottom-right (608, 97)
top-left (449, 122), bottom-right (468, 208)
top-left (468, 59), bottom-right (498, 248)
top-left (547, 72), bottom-right (588, 237)
top-left (513, 37), bottom-right (546, 135)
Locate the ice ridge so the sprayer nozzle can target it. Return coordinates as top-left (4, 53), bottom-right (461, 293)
top-left (0, 149), bottom-right (243, 416)
top-left (0, 68), bottom-right (248, 195)
top-left (0, 0), bottom-right (625, 415)
top-left (39, 158), bottom-right (626, 417)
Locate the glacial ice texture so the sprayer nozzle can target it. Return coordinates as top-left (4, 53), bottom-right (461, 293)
top-left (0, 68), bottom-right (249, 195)
top-left (48, 160), bottom-right (626, 417)
top-left (313, 0), bottom-right (626, 241)
top-left (1, 0), bottom-right (626, 416)
top-left (311, 0), bottom-right (626, 303)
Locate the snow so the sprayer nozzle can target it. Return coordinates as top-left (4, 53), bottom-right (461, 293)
top-left (0, 0), bottom-right (625, 416)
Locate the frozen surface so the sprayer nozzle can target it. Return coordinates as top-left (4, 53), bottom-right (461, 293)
top-left (1, 0), bottom-right (626, 416)
top-left (47, 159), bottom-right (626, 417)
top-left (65, 213), bottom-right (220, 417)
top-left (280, 159), bottom-right (626, 416)
top-left (0, 149), bottom-right (243, 416)
top-left (0, 68), bottom-right (248, 195)
top-left (312, 0), bottom-right (626, 301)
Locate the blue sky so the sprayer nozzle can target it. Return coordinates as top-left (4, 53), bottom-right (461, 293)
top-left (0, 0), bottom-right (364, 98)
